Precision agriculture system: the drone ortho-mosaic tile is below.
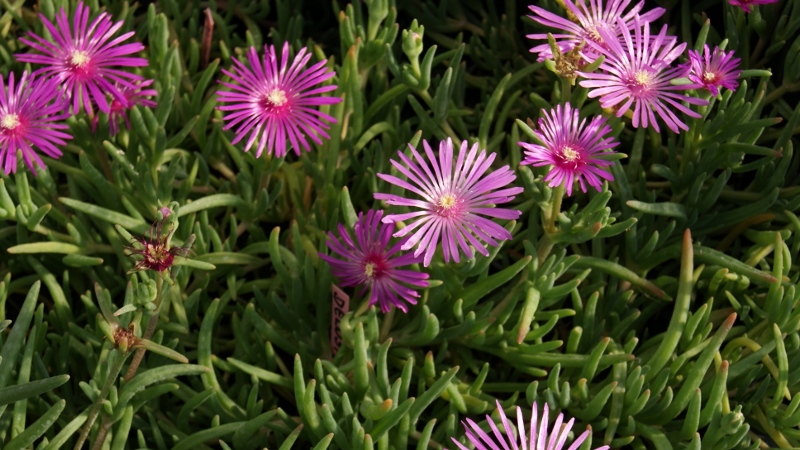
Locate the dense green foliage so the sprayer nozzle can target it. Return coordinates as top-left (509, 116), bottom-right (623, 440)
top-left (1, 0), bottom-right (800, 449)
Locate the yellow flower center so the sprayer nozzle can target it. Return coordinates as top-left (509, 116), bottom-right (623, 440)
top-left (634, 70), bottom-right (653, 86)
top-left (70, 50), bottom-right (90, 67)
top-left (267, 89), bottom-right (288, 107)
top-left (364, 262), bottom-right (376, 278)
top-left (561, 146), bottom-right (579, 162)
top-left (702, 71), bottom-right (717, 83)
top-left (438, 194), bottom-right (457, 210)
top-left (1, 113), bottom-right (20, 130)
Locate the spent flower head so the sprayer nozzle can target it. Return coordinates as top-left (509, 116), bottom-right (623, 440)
top-left (125, 213), bottom-right (188, 274)
top-left (519, 103), bottom-right (618, 196)
top-left (450, 400), bottom-right (610, 450)
top-left (578, 17), bottom-right (708, 133)
top-left (216, 42), bottom-right (342, 158)
top-left (15, 1), bottom-right (148, 117)
top-left (684, 45), bottom-right (741, 97)
top-left (0, 71), bottom-right (72, 175)
top-left (375, 138), bottom-right (523, 267)
top-left (319, 209), bottom-right (429, 313)
top-left (527, 0), bottom-right (665, 63)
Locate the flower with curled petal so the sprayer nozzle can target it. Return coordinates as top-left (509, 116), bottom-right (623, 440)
top-left (375, 138), bottom-right (523, 267)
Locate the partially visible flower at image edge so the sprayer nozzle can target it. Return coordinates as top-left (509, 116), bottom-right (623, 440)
top-left (449, 400), bottom-right (610, 450)
top-left (519, 103), bottom-right (618, 196)
top-left (728, 0), bottom-right (779, 13)
top-left (216, 42), bottom-right (342, 158)
top-left (375, 138), bottom-right (523, 267)
top-left (684, 45), bottom-right (741, 97)
top-left (526, 0), bottom-right (665, 63)
top-left (319, 209), bottom-right (429, 313)
top-left (92, 79), bottom-right (158, 136)
top-left (577, 17), bottom-right (708, 133)
top-left (15, 1), bottom-right (148, 117)
top-left (0, 71), bottom-right (72, 175)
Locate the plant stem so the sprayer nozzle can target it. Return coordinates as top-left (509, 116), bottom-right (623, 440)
top-left (74, 350), bottom-right (129, 450)
top-left (124, 274), bottom-right (164, 381)
top-left (536, 184), bottom-right (564, 264)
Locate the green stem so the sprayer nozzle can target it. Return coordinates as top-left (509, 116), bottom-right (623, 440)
top-left (123, 274), bottom-right (164, 381)
top-left (73, 350), bottom-right (129, 450)
top-left (560, 77), bottom-right (571, 104)
top-left (536, 184), bottom-right (564, 264)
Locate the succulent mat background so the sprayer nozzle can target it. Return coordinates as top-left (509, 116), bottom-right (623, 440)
top-left (1, 0), bottom-right (800, 449)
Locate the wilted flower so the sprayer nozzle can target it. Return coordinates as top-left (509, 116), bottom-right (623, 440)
top-left (578, 17), bottom-right (708, 133)
top-left (92, 79), bottom-right (157, 136)
top-left (126, 215), bottom-right (188, 273)
top-left (684, 45), bottom-right (741, 96)
top-left (216, 42), bottom-right (342, 158)
top-left (519, 103), bottom-right (618, 196)
top-left (449, 400), bottom-right (610, 450)
top-left (526, 0), bottom-right (665, 63)
top-left (0, 71), bottom-right (71, 175)
top-left (375, 138), bottom-right (523, 267)
top-left (319, 209), bottom-right (429, 313)
top-left (16, 1), bottom-right (148, 117)
top-left (728, 0), bottom-right (779, 13)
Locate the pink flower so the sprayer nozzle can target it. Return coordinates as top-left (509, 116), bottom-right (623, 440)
top-left (374, 138), bottom-right (523, 267)
top-left (684, 45), bottom-right (741, 96)
top-left (519, 103), bottom-right (617, 196)
top-left (319, 210), bottom-right (429, 313)
top-left (0, 72), bottom-right (71, 175)
top-left (216, 42), bottom-right (342, 158)
top-left (577, 17), bottom-right (708, 133)
top-left (728, 0), bottom-right (779, 13)
top-left (92, 80), bottom-right (157, 136)
top-left (449, 400), bottom-right (609, 450)
top-left (526, 0), bottom-right (665, 62)
top-left (16, 1), bottom-right (148, 117)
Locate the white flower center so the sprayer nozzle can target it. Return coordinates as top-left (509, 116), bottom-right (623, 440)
top-left (1, 113), bottom-right (20, 130)
top-left (70, 50), bottom-right (90, 67)
top-left (702, 71), bottom-right (717, 83)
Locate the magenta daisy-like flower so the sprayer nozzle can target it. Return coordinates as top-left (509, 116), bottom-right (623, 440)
top-left (728, 0), bottom-right (779, 13)
top-left (319, 209), bottom-right (429, 313)
top-left (684, 45), bottom-right (741, 97)
top-left (519, 103), bottom-right (617, 196)
top-left (526, 0), bottom-right (665, 62)
top-left (577, 18), bottom-right (708, 133)
top-left (216, 42), bottom-right (342, 158)
top-left (15, 1), bottom-right (148, 117)
top-left (449, 400), bottom-right (609, 450)
top-left (0, 72), bottom-right (71, 175)
top-left (374, 138), bottom-right (523, 267)
top-left (92, 79), bottom-right (157, 136)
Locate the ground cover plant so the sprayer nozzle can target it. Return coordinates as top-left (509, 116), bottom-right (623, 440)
top-left (0, 0), bottom-right (799, 448)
